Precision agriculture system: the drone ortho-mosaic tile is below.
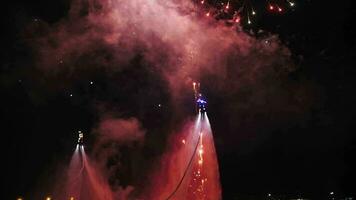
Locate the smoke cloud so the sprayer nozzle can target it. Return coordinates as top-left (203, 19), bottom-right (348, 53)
top-left (30, 0), bottom-right (293, 95)
top-left (97, 117), bottom-right (145, 143)
top-left (24, 0), bottom-right (316, 198)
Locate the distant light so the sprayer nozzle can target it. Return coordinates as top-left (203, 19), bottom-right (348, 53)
top-left (235, 16), bottom-right (241, 23)
top-left (17, 198), bottom-right (23, 200)
top-left (90, 81), bottom-right (93, 85)
top-left (70, 94), bottom-right (73, 97)
top-left (269, 5), bottom-right (274, 10)
top-left (248, 19), bottom-right (251, 24)
top-left (252, 11), bottom-right (256, 15)
top-left (290, 2), bottom-right (295, 6)
top-left (158, 104), bottom-right (162, 107)
top-left (330, 192), bottom-right (334, 195)
top-left (278, 7), bottom-right (283, 12)
top-left (200, 0), bottom-right (204, 4)
top-left (70, 197), bottom-right (75, 200)
top-left (225, 2), bottom-right (230, 9)
top-left (206, 12), bottom-right (210, 17)
top-left (46, 197), bottom-right (51, 200)
top-left (268, 193), bottom-right (271, 197)
top-left (182, 139), bottom-right (186, 144)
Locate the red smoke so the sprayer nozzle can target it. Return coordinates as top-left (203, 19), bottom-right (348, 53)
top-left (31, 0), bottom-right (292, 97)
top-left (145, 113), bottom-right (221, 200)
top-left (26, 0), bottom-right (315, 199)
top-left (97, 117), bottom-right (145, 143)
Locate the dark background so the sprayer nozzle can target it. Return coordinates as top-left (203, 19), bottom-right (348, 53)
top-left (2, 0), bottom-right (356, 199)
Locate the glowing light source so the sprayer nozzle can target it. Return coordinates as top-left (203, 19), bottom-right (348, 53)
top-left (252, 10), bottom-right (256, 15)
top-left (269, 5), bottom-right (274, 10)
top-left (235, 16), bottom-right (241, 23)
top-left (46, 197), bottom-right (51, 200)
top-left (206, 12), bottom-right (210, 17)
top-left (78, 131), bottom-right (84, 145)
top-left (225, 1), bottom-right (230, 9)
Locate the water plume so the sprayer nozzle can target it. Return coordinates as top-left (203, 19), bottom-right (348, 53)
top-left (146, 112), bottom-right (221, 200)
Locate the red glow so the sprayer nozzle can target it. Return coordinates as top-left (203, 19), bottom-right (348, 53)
top-left (235, 16), bottom-right (241, 23)
top-left (206, 12), bottom-right (210, 17)
top-left (146, 114), bottom-right (221, 199)
top-left (269, 5), bottom-right (274, 10)
top-left (278, 7), bottom-right (283, 12)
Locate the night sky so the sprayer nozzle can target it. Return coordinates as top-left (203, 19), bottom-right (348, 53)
top-left (2, 0), bottom-right (356, 199)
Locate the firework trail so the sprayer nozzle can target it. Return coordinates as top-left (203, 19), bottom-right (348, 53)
top-left (198, 0), bottom-right (296, 25)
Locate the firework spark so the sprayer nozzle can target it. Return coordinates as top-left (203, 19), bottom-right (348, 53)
top-left (196, 0), bottom-right (296, 25)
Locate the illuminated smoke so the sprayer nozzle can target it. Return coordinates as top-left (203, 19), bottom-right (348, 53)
top-left (32, 0), bottom-right (293, 98)
top-left (26, 0), bottom-right (311, 199)
top-left (96, 117), bottom-right (145, 144)
top-left (92, 117), bottom-right (146, 199)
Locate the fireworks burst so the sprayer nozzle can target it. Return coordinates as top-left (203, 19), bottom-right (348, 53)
top-left (197, 0), bottom-right (296, 25)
